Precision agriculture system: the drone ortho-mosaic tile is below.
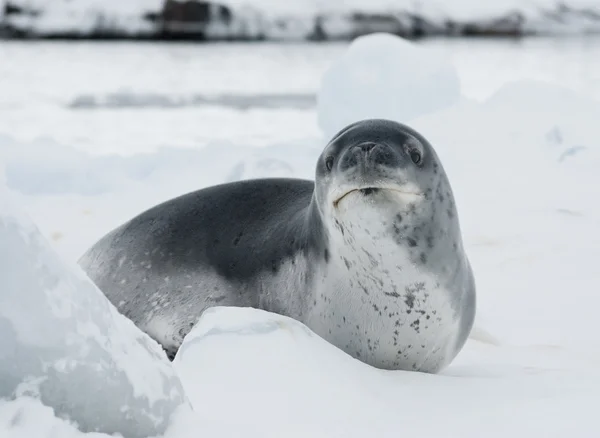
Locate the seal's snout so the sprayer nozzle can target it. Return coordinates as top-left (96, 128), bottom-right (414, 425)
top-left (357, 142), bottom-right (376, 153)
top-left (339, 141), bottom-right (397, 172)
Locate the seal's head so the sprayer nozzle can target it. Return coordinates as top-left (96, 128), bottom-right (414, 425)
top-left (315, 118), bottom-right (452, 229)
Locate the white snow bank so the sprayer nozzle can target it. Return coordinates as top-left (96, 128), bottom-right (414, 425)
top-left (0, 186), bottom-right (189, 437)
top-left (317, 32), bottom-right (461, 137)
top-left (2, 304), bottom-right (600, 438)
top-left (174, 307), bottom-right (600, 438)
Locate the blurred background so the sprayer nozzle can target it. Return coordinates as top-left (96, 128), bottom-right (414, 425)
top-left (1, 0), bottom-right (600, 155)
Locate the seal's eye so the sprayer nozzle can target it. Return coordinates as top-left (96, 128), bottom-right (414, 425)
top-left (325, 156), bottom-right (334, 171)
top-left (410, 151), bottom-right (422, 165)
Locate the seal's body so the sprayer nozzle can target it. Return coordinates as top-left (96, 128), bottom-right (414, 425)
top-left (80, 119), bottom-right (476, 373)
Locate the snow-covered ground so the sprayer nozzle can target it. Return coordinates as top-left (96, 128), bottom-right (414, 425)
top-left (3, 0), bottom-right (600, 39)
top-left (1, 33), bottom-right (600, 437)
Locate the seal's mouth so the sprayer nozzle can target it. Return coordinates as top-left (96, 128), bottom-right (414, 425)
top-left (333, 187), bottom-right (423, 208)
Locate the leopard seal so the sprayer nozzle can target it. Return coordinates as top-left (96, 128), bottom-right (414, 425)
top-left (79, 118), bottom-right (476, 373)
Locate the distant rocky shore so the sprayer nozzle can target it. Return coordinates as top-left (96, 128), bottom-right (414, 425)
top-left (2, 0), bottom-right (600, 40)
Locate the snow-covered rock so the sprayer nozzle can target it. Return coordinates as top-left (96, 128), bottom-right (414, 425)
top-left (0, 186), bottom-right (189, 437)
top-left (317, 32), bottom-right (460, 137)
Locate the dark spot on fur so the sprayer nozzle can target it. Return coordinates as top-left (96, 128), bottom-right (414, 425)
top-left (407, 237), bottom-right (417, 247)
top-left (324, 248), bottom-right (329, 263)
top-left (410, 319), bottom-right (420, 333)
top-left (271, 260), bottom-right (278, 273)
top-left (384, 290), bottom-right (400, 298)
top-left (233, 232), bottom-right (242, 246)
top-left (344, 257), bottom-right (351, 269)
top-left (404, 292), bottom-right (415, 309)
top-left (426, 314), bottom-right (430, 320)
top-left (426, 235), bottom-right (434, 249)
top-left (406, 282), bottom-right (426, 294)
top-left (420, 252), bottom-right (427, 264)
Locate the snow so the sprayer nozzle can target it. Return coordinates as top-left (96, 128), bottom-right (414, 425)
top-left (2, 36), bottom-right (600, 437)
top-left (173, 306), bottom-right (600, 438)
top-left (0, 187), bottom-right (189, 437)
top-left (317, 32), bottom-right (461, 137)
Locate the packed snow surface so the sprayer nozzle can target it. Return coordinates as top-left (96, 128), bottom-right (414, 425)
top-left (2, 34), bottom-right (600, 437)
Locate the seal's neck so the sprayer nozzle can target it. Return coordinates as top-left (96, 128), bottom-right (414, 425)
top-left (327, 204), bottom-right (464, 287)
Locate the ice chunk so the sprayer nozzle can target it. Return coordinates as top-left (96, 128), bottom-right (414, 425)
top-left (0, 187), bottom-right (189, 437)
top-left (317, 32), bottom-right (461, 137)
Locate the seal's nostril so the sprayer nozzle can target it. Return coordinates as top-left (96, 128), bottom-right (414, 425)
top-left (360, 142), bottom-right (377, 153)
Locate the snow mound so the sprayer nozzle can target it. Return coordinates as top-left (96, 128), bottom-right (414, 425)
top-left (317, 32), bottom-right (461, 137)
top-left (0, 186), bottom-right (189, 437)
top-left (173, 306), bottom-right (600, 438)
